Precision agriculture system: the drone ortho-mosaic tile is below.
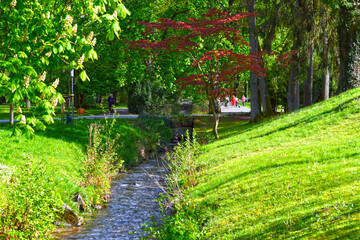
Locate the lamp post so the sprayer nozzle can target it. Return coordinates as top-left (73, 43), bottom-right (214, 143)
top-left (70, 69), bottom-right (74, 124)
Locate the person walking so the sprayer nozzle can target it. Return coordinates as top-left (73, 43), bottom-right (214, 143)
top-left (242, 95), bottom-right (246, 107)
top-left (108, 94), bottom-right (115, 113)
top-left (231, 95), bottom-right (236, 107)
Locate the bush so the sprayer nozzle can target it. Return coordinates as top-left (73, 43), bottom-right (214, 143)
top-left (142, 130), bottom-right (205, 239)
top-left (0, 160), bottom-right (63, 239)
top-left (127, 80), bottom-right (167, 114)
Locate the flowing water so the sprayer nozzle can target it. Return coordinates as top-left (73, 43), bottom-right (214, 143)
top-left (56, 156), bottom-right (167, 240)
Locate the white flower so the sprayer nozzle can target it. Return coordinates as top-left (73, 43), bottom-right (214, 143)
top-left (20, 115), bottom-right (26, 124)
top-left (46, 12), bottom-right (51, 19)
top-left (37, 71), bottom-right (46, 82)
top-left (16, 106), bottom-right (22, 114)
top-left (52, 78), bottom-right (59, 88)
top-left (45, 51), bottom-right (52, 58)
top-left (72, 24), bottom-right (78, 33)
top-left (77, 54), bottom-right (85, 65)
top-left (67, 5), bottom-right (72, 11)
top-left (23, 75), bottom-right (30, 88)
top-left (86, 31), bottom-right (94, 42)
top-left (91, 38), bottom-right (97, 47)
top-left (112, 10), bottom-right (118, 19)
top-left (10, 0), bottom-right (16, 8)
top-left (50, 97), bottom-right (58, 107)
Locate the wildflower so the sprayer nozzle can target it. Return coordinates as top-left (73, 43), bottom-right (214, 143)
top-left (67, 5), bottom-right (71, 11)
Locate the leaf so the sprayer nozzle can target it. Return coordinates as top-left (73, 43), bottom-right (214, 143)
top-left (42, 114), bottom-right (54, 124)
top-left (79, 70), bottom-right (90, 81)
top-left (66, 42), bottom-right (72, 50)
top-left (12, 127), bottom-right (22, 137)
top-left (53, 46), bottom-right (58, 54)
top-left (107, 30), bottom-right (115, 41)
top-left (13, 90), bottom-right (22, 102)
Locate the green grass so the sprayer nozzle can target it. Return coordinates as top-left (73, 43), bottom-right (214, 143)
top-left (0, 117), bottom-right (142, 211)
top-left (189, 88), bottom-right (360, 239)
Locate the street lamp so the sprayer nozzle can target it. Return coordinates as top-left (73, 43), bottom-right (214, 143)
top-left (70, 69), bottom-right (74, 124)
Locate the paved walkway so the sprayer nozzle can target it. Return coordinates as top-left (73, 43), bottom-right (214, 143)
top-left (0, 107), bottom-right (251, 123)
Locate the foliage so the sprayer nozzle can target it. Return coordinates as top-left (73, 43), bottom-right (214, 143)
top-left (83, 120), bottom-right (123, 203)
top-left (127, 80), bottom-right (167, 114)
top-left (128, 8), bottom-right (265, 139)
top-left (0, 160), bottom-right (63, 239)
top-left (0, 0), bottom-right (129, 136)
top-left (137, 115), bottom-right (172, 159)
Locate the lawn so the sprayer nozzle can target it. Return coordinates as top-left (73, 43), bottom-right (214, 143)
top-left (189, 88), bottom-right (360, 239)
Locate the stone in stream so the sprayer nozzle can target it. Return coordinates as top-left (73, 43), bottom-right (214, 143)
top-left (60, 203), bottom-right (84, 227)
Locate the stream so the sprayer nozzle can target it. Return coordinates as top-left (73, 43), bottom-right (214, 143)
top-left (56, 156), bottom-right (168, 240)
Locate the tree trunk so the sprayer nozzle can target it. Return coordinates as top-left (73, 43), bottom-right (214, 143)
top-left (26, 99), bottom-right (31, 109)
top-left (10, 103), bottom-right (14, 127)
top-left (209, 97), bottom-right (219, 140)
top-left (304, 33), bottom-right (313, 107)
top-left (246, 0), bottom-right (260, 123)
top-left (337, 4), bottom-right (358, 93)
top-left (321, 6), bottom-right (330, 100)
top-left (288, 41), bottom-right (300, 112)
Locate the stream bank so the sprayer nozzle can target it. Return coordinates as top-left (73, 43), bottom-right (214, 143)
top-left (55, 156), bottom-right (167, 239)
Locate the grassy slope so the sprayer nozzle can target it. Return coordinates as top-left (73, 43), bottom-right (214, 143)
top-left (0, 118), bottom-right (141, 210)
top-left (192, 88), bottom-right (360, 239)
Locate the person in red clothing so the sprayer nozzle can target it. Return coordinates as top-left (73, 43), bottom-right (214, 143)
top-left (242, 95), bottom-right (246, 107)
top-left (231, 95), bottom-right (236, 106)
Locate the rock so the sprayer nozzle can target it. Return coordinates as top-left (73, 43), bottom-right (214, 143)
top-left (61, 203), bottom-right (84, 227)
top-left (73, 193), bottom-right (89, 212)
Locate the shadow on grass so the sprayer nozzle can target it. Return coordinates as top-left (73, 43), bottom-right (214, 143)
top-left (235, 203), bottom-right (360, 240)
top-left (195, 159), bottom-right (313, 198)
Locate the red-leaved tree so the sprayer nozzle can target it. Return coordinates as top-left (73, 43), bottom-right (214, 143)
top-left (128, 8), bottom-right (266, 140)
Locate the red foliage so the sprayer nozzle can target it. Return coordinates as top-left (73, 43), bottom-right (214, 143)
top-left (127, 8), bottom-right (266, 99)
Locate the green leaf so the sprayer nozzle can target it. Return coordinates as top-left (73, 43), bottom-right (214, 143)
top-left (107, 30), bottom-right (115, 41)
top-left (79, 70), bottom-right (90, 81)
top-left (66, 42), bottom-right (72, 50)
top-left (53, 46), bottom-right (58, 54)
top-left (42, 114), bottom-right (54, 124)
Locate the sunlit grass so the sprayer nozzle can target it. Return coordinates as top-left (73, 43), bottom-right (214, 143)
top-left (190, 88), bottom-right (360, 239)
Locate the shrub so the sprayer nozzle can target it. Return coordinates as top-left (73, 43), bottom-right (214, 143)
top-left (142, 130), bottom-right (204, 239)
top-left (0, 160), bottom-right (63, 239)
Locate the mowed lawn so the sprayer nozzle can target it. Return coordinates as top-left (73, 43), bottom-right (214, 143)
top-left (191, 88), bottom-right (360, 239)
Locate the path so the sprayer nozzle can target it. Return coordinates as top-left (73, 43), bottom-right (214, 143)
top-left (0, 106), bottom-right (251, 124)
top-left (56, 156), bottom-right (167, 240)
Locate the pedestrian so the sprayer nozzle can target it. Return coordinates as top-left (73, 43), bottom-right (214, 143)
top-left (231, 95), bottom-right (236, 106)
top-left (108, 94), bottom-right (114, 113)
top-left (242, 95), bottom-right (246, 107)
top-left (235, 96), bottom-right (239, 107)
top-left (225, 95), bottom-right (229, 107)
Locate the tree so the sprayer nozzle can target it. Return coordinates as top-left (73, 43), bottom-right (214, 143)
top-left (128, 8), bottom-right (265, 139)
top-left (0, 0), bottom-right (129, 136)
